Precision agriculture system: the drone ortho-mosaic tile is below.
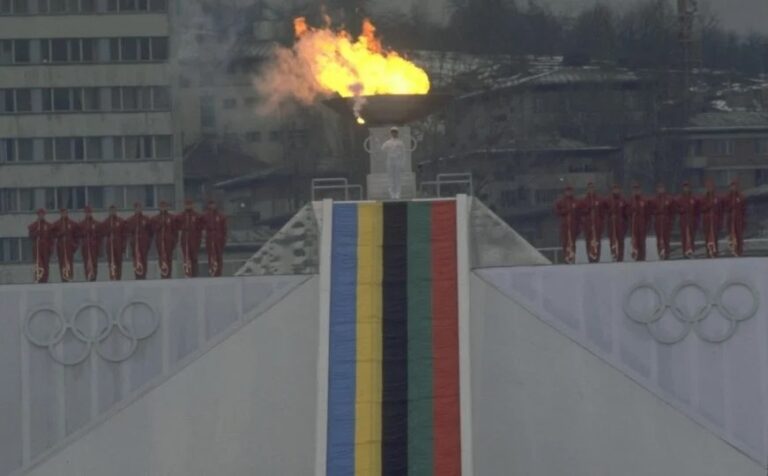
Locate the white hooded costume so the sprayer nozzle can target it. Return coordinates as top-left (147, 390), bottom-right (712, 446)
top-left (381, 128), bottom-right (406, 199)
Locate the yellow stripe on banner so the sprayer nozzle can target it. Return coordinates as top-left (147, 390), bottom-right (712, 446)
top-left (355, 202), bottom-right (383, 476)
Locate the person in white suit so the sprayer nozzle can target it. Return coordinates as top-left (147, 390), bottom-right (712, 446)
top-left (381, 127), bottom-right (406, 199)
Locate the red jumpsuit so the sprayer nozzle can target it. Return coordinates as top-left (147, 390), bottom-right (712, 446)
top-left (604, 194), bottom-right (628, 262)
top-left (677, 193), bottom-right (700, 258)
top-left (101, 215), bottom-right (126, 280)
top-left (628, 194), bottom-right (652, 262)
top-left (700, 192), bottom-right (724, 258)
top-left (125, 213), bottom-right (152, 279)
top-left (650, 193), bottom-right (676, 260)
top-left (52, 217), bottom-right (79, 282)
top-left (176, 210), bottom-right (202, 277)
top-left (579, 193), bottom-right (604, 263)
top-left (78, 216), bottom-right (102, 281)
top-left (725, 191), bottom-right (747, 257)
top-left (554, 195), bottom-right (580, 264)
top-left (28, 219), bottom-right (54, 283)
top-left (201, 210), bottom-right (228, 277)
top-left (151, 211), bottom-right (177, 279)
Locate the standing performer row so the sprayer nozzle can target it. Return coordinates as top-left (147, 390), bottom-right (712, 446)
top-left (555, 180), bottom-right (747, 264)
top-left (28, 200), bottom-right (228, 283)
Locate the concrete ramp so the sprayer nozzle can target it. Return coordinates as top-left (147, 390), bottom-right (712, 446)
top-left (0, 275), bottom-right (312, 476)
top-left (474, 261), bottom-right (768, 475)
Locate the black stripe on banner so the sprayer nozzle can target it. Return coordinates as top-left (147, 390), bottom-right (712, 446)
top-left (382, 201), bottom-right (409, 475)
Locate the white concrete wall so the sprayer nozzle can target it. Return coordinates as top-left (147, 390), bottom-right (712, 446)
top-left (470, 272), bottom-right (765, 476)
top-left (22, 276), bottom-right (319, 476)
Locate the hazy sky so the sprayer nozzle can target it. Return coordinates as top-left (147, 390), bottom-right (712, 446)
top-left (377, 0), bottom-right (768, 34)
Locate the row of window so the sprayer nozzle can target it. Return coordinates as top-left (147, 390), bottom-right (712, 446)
top-left (222, 97), bottom-right (259, 110)
top-left (0, 135), bottom-right (172, 162)
top-left (0, 184), bottom-right (174, 213)
top-left (690, 139), bottom-right (768, 157)
top-left (0, 37), bottom-right (169, 65)
top-left (0, 86), bottom-right (171, 113)
top-left (215, 129), bottom-right (309, 145)
top-left (0, 0), bottom-right (167, 15)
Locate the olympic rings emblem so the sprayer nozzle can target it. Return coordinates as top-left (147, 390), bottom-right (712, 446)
top-left (24, 301), bottom-right (159, 366)
top-left (623, 281), bottom-right (759, 344)
top-left (363, 136), bottom-right (419, 154)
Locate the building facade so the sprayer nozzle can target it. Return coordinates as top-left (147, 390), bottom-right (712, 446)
top-left (0, 0), bottom-right (182, 284)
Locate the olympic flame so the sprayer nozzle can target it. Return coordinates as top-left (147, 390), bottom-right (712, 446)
top-left (292, 17), bottom-right (430, 98)
top-left (254, 17), bottom-right (430, 121)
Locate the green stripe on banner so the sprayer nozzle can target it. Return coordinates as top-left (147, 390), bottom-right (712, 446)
top-left (407, 202), bottom-right (433, 476)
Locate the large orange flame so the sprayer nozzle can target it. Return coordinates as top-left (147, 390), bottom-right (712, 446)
top-left (292, 17), bottom-right (430, 99)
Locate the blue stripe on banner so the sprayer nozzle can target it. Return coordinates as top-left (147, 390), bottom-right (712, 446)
top-left (327, 203), bottom-right (359, 476)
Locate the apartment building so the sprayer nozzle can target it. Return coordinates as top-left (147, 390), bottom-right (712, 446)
top-left (0, 0), bottom-right (182, 284)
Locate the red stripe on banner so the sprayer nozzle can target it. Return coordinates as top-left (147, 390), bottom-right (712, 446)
top-left (430, 200), bottom-right (461, 476)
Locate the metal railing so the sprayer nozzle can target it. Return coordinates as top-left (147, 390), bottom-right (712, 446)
top-left (311, 178), bottom-right (364, 201)
top-left (420, 173), bottom-right (473, 198)
top-left (538, 238), bottom-right (768, 265)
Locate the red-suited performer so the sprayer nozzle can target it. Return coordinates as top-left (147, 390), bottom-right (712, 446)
top-left (604, 184), bottom-right (628, 262)
top-left (700, 179), bottom-right (724, 258)
top-left (52, 208), bottom-right (80, 282)
top-left (628, 183), bottom-right (652, 262)
top-left (650, 183), bottom-right (676, 260)
top-left (579, 182), bottom-right (604, 263)
top-left (554, 186), bottom-right (580, 264)
top-left (151, 201), bottom-right (177, 279)
top-left (677, 181), bottom-right (700, 259)
top-left (201, 200), bottom-right (228, 277)
top-left (724, 180), bottom-right (747, 257)
top-left (28, 209), bottom-right (54, 283)
top-left (78, 206), bottom-right (102, 281)
top-left (176, 199), bottom-right (203, 278)
top-left (101, 205), bottom-right (126, 280)
top-left (125, 202), bottom-right (153, 280)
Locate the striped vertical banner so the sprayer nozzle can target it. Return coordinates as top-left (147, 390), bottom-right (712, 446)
top-left (327, 200), bottom-right (461, 476)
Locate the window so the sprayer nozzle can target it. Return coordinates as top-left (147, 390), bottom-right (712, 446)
top-left (0, 0), bottom-right (27, 14)
top-left (82, 87), bottom-right (100, 110)
top-left (103, 186), bottom-right (124, 208)
top-left (0, 238), bottom-right (21, 263)
top-left (534, 189), bottom-right (560, 205)
top-left (87, 186), bottom-right (104, 209)
top-left (86, 137), bottom-right (102, 160)
top-left (57, 186), bottom-right (86, 209)
top-left (714, 139), bottom-right (734, 156)
top-left (17, 139), bottom-right (32, 161)
top-left (0, 89), bottom-right (29, 112)
top-left (148, 0), bottom-right (165, 11)
top-left (150, 37), bottom-right (168, 60)
top-left (155, 136), bottom-right (171, 158)
top-left (124, 136), bottom-right (141, 158)
top-left (223, 98), bottom-right (236, 109)
top-left (0, 188), bottom-right (18, 212)
top-left (201, 96), bottom-right (215, 128)
top-left (82, 38), bottom-right (97, 62)
top-left (152, 87), bottom-right (170, 109)
top-left (15, 89), bottom-right (31, 112)
top-left (756, 139), bottom-right (768, 155)
top-left (52, 88), bottom-right (71, 110)
top-left (156, 184), bottom-right (174, 207)
top-left (120, 37), bottom-right (138, 60)
top-left (246, 131), bottom-right (261, 143)
top-left (0, 41), bottom-right (12, 64)
top-left (14, 39), bottom-right (29, 63)
top-left (55, 138), bottom-right (72, 161)
top-left (756, 169), bottom-right (768, 187)
top-left (18, 188), bottom-right (36, 211)
top-left (0, 139), bottom-right (15, 161)
top-left (125, 185), bottom-right (153, 208)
